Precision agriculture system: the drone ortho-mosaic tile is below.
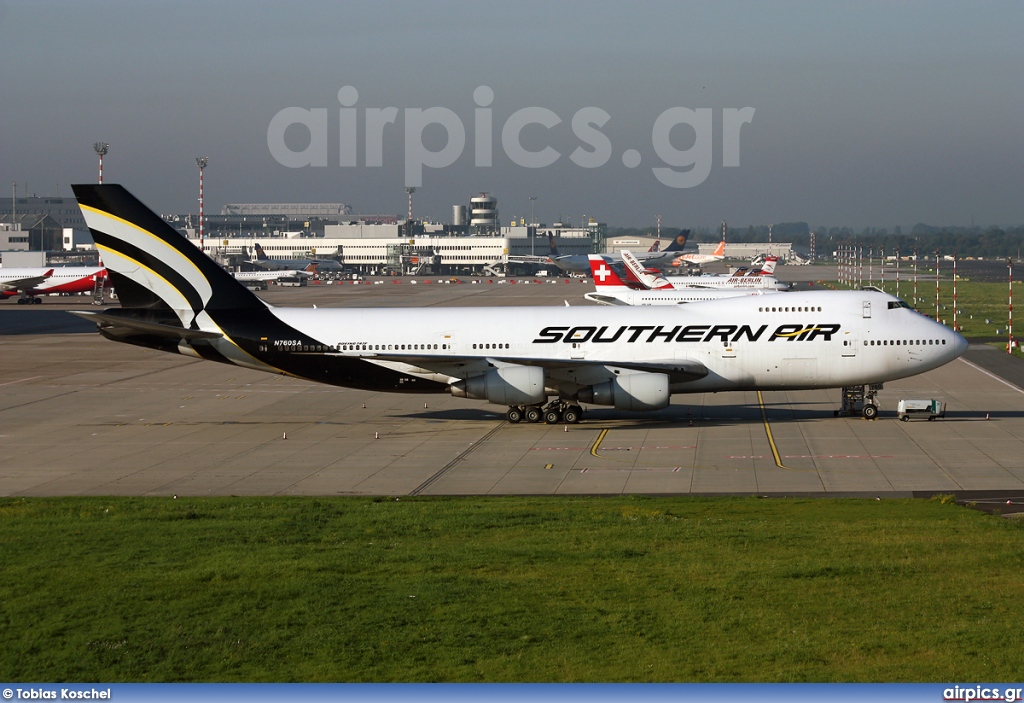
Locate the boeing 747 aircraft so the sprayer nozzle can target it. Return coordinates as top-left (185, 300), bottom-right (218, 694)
top-left (71, 184), bottom-right (966, 424)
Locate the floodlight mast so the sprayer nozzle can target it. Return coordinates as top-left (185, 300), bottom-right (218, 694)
top-left (93, 142), bottom-right (109, 183)
top-left (1009, 258), bottom-right (1015, 355)
top-left (529, 196), bottom-right (537, 255)
top-left (196, 157), bottom-right (209, 253)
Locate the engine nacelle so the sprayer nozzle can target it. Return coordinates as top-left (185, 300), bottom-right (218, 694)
top-left (450, 365), bottom-right (546, 406)
top-left (578, 372), bottom-right (670, 412)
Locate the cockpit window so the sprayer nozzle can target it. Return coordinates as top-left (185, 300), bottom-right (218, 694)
top-left (888, 300), bottom-right (911, 310)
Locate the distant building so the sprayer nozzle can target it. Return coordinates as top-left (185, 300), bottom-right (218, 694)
top-left (221, 203), bottom-right (352, 218)
top-left (0, 214), bottom-right (66, 251)
top-left (0, 221), bottom-right (30, 251)
top-left (0, 196), bottom-right (88, 230)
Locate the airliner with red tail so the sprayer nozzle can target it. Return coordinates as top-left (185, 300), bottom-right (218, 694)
top-left (585, 255), bottom-right (780, 306)
top-left (1, 266), bottom-right (107, 304)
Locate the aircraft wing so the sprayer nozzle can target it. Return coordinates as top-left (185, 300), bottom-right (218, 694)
top-left (582, 293), bottom-right (630, 306)
top-left (632, 251), bottom-right (670, 266)
top-left (245, 259), bottom-right (290, 271)
top-left (0, 269), bottom-right (54, 292)
top-left (366, 353), bottom-right (709, 386)
top-left (69, 310), bottom-right (223, 340)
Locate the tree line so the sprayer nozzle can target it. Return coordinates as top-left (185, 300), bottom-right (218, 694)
top-left (607, 222), bottom-right (1024, 259)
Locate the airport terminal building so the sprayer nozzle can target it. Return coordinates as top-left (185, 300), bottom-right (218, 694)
top-left (182, 222), bottom-right (600, 276)
top-left (170, 193), bottom-right (602, 275)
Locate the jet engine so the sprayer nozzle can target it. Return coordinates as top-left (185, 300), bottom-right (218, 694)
top-left (578, 372), bottom-right (669, 411)
top-left (450, 365), bottom-right (546, 406)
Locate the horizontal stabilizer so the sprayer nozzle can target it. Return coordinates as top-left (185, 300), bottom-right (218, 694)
top-left (69, 310), bottom-right (223, 340)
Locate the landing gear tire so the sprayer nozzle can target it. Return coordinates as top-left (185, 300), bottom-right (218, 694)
top-left (863, 404), bottom-right (878, 420)
top-left (507, 406), bottom-right (523, 424)
top-left (524, 406), bottom-right (543, 423)
top-left (544, 409), bottom-right (562, 424)
top-left (562, 406), bottom-right (582, 424)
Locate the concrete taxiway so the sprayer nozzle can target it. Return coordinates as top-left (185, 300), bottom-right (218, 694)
top-left (2, 271), bottom-right (1024, 499)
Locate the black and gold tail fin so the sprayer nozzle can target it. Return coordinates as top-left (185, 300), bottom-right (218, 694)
top-left (72, 184), bottom-right (264, 315)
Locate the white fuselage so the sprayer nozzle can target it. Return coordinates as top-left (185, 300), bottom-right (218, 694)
top-left (664, 272), bottom-right (789, 290)
top-left (0, 266), bottom-right (106, 296)
top-left (584, 287), bottom-right (780, 306)
top-left (233, 270), bottom-right (313, 282)
top-left (267, 289), bottom-right (965, 394)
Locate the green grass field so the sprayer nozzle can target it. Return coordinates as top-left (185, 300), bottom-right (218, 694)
top-left (2, 496), bottom-right (1023, 682)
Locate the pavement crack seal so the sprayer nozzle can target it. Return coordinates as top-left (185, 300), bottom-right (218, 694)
top-left (409, 421), bottom-right (507, 495)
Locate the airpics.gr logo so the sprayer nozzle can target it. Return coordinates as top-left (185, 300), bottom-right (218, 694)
top-left (267, 86), bottom-right (755, 189)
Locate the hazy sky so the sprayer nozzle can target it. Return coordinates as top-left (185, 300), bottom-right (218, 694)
top-left (2, 0), bottom-right (1022, 229)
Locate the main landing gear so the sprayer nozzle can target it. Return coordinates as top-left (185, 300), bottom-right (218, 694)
top-left (17, 296), bottom-right (43, 304)
top-left (507, 400), bottom-right (583, 425)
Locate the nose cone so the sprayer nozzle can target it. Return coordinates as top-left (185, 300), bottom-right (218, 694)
top-left (952, 329), bottom-right (969, 358)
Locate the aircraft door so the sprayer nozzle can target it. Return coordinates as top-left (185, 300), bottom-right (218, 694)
top-left (863, 301), bottom-right (872, 318)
